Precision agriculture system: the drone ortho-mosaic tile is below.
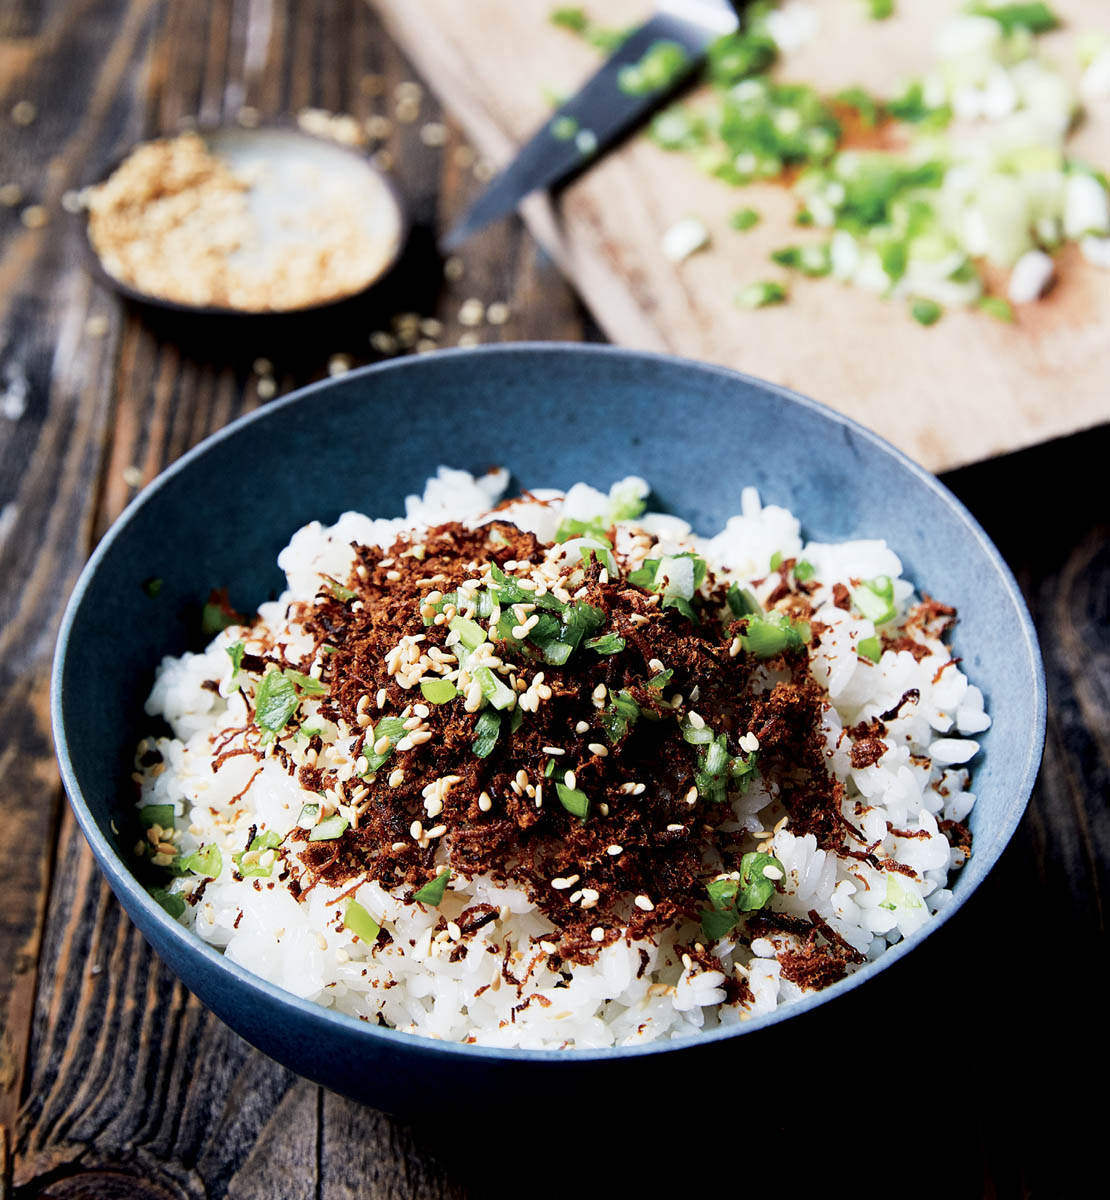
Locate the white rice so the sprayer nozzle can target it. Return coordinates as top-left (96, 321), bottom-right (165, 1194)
top-left (136, 468), bottom-right (986, 1049)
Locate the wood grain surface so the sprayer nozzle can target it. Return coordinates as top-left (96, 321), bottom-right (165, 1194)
top-left (0, 1), bottom-right (1106, 1197)
top-left (370, 0), bottom-right (1110, 473)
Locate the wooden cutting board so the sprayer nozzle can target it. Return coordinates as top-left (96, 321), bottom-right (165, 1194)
top-left (370, 0), bottom-right (1110, 472)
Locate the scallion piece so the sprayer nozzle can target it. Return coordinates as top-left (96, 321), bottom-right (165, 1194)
top-left (555, 516), bottom-right (611, 545)
top-left (309, 814), bottom-right (348, 841)
top-left (471, 664), bottom-right (516, 710)
top-left (414, 869), bottom-right (451, 906)
top-left (148, 887), bottom-right (185, 918)
top-left (852, 581), bottom-right (897, 625)
top-left (911, 298), bottom-right (942, 326)
top-left (448, 614), bottom-right (488, 650)
top-left (226, 641), bottom-right (245, 686)
top-left (770, 551), bottom-right (783, 571)
top-left (420, 678), bottom-right (457, 705)
top-left (730, 207), bottom-right (761, 231)
top-left (647, 668), bottom-right (673, 689)
top-left (140, 804), bottom-right (175, 830)
top-left (343, 898), bottom-right (381, 943)
top-left (726, 584), bottom-right (761, 617)
top-left (737, 851), bottom-right (785, 911)
top-left (297, 802), bottom-right (320, 829)
top-left (737, 281), bottom-right (787, 309)
top-left (585, 632), bottom-right (625, 655)
top-left (284, 668), bottom-right (327, 696)
top-left (978, 295), bottom-right (1015, 322)
top-left (858, 635), bottom-right (882, 663)
top-left (544, 757), bottom-right (557, 778)
top-left (472, 708), bottom-right (500, 758)
top-left (179, 843), bottom-right (222, 877)
top-left (793, 559), bottom-right (815, 582)
top-left (255, 669), bottom-right (300, 735)
top-left (551, 114), bottom-right (579, 141)
top-left (555, 781), bottom-right (590, 820)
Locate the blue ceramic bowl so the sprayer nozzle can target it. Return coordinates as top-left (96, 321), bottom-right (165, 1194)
top-left (52, 344), bottom-right (1044, 1114)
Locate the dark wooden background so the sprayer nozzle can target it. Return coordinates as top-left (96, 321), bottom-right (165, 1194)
top-left (1, 1), bottom-right (1105, 1196)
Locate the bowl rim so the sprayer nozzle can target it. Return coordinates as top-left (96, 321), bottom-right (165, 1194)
top-left (51, 341), bottom-right (1046, 1064)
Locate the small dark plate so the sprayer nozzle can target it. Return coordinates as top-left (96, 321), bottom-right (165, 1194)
top-left (51, 344), bottom-right (1045, 1116)
top-left (78, 123), bottom-right (408, 317)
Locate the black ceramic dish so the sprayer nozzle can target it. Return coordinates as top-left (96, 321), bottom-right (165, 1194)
top-left (78, 122), bottom-right (408, 317)
top-left (52, 344), bottom-right (1045, 1116)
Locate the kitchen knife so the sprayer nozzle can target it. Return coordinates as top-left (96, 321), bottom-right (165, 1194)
top-left (440, 1), bottom-right (744, 249)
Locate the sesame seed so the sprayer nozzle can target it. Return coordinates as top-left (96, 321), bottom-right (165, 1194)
top-left (376, 688), bottom-right (387, 708)
top-left (458, 298), bottom-right (485, 326)
top-left (408, 730), bottom-right (433, 745)
top-left (420, 121), bottom-right (447, 146)
top-left (590, 927), bottom-right (605, 942)
top-left (688, 711), bottom-right (705, 730)
top-left (648, 658), bottom-right (665, 673)
top-left (598, 802), bottom-right (609, 816)
top-left (540, 940), bottom-right (557, 954)
top-left (409, 820), bottom-right (423, 839)
top-left (762, 864), bottom-right (784, 881)
top-left (391, 841), bottom-right (407, 852)
top-left (569, 890), bottom-right (583, 903)
top-left (730, 637), bottom-right (742, 657)
top-left (478, 791), bottom-right (492, 812)
top-left (592, 684), bottom-right (607, 703)
top-left (551, 877), bottom-right (571, 890)
top-left (667, 823), bottom-right (684, 832)
top-left (634, 895), bottom-right (654, 911)
top-left (607, 844), bottom-right (622, 856)
top-left (11, 100), bottom-right (36, 125)
top-left (563, 769), bottom-right (577, 789)
top-left (575, 721), bottom-right (590, 734)
top-left (486, 301), bottom-right (510, 325)
top-left (427, 824), bottom-right (447, 838)
top-left (414, 703), bottom-right (430, 719)
top-left (685, 786), bottom-right (699, 804)
top-left (388, 768), bottom-right (405, 787)
top-left (373, 736), bottom-right (391, 756)
top-left (20, 204), bottom-right (48, 229)
top-left (587, 743), bottom-right (608, 757)
top-left (542, 746), bottom-right (565, 756)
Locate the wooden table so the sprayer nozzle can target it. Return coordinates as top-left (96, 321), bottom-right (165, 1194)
top-left (1, 2), bottom-right (1105, 1196)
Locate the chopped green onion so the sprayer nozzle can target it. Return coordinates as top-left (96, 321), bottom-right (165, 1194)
top-left (296, 802), bottom-right (320, 829)
top-left (555, 516), bottom-right (611, 545)
top-left (794, 560), bottom-right (815, 583)
top-left (585, 633), bottom-right (625, 655)
top-left (448, 614), bottom-right (487, 651)
top-left (730, 207), bottom-right (761, 231)
top-left (309, 814), bottom-right (348, 842)
top-left (284, 668), bottom-right (327, 695)
top-left (414, 869), bottom-right (451, 906)
top-left (647, 668), bottom-right (673, 689)
top-left (865, 0), bottom-right (894, 19)
top-left (343, 898), bottom-right (381, 943)
top-left (472, 708), bottom-right (500, 758)
top-left (968, 3), bottom-right (1059, 35)
top-left (471, 664), bottom-right (516, 710)
top-left (706, 877), bottom-right (739, 910)
top-left (737, 281), bottom-right (787, 309)
top-left (420, 679), bottom-right (457, 704)
top-left (255, 669), bottom-right (300, 735)
top-left (148, 887), bottom-right (185, 918)
top-left (835, 86), bottom-right (882, 129)
top-left (179, 843), bottom-right (222, 877)
top-left (544, 757), bottom-right (557, 778)
top-left (327, 581), bottom-right (356, 602)
top-left (911, 298), bottom-right (943, 326)
top-left (226, 641), bottom-right (245, 686)
top-left (140, 804), bottom-right (175, 830)
top-left (601, 689), bottom-right (640, 743)
top-left (978, 296), bottom-right (1015, 322)
top-left (617, 39), bottom-right (690, 96)
top-left (361, 715), bottom-right (406, 774)
top-left (233, 830), bottom-right (282, 877)
top-left (551, 114), bottom-right (579, 141)
top-left (852, 579), bottom-right (897, 625)
top-left (726, 584), bottom-right (761, 617)
top-left (858, 635), bottom-right (882, 663)
top-left (422, 590), bottom-right (458, 625)
top-left (770, 551), bottom-right (783, 571)
top-left (555, 781), bottom-right (590, 820)
top-left (680, 718), bottom-right (715, 745)
top-left (737, 851), bottom-right (785, 911)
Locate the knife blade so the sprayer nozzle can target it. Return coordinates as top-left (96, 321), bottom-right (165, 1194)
top-left (440, 2), bottom-right (742, 250)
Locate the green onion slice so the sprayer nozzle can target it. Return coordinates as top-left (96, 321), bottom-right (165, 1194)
top-left (555, 781), bottom-right (590, 820)
top-left (420, 678), bottom-right (457, 704)
top-left (472, 708), bottom-right (500, 758)
top-left (414, 869), bottom-right (451, 906)
top-left (255, 669), bottom-right (300, 734)
top-left (309, 814), bottom-right (348, 841)
top-left (343, 898), bottom-right (381, 942)
top-left (140, 804), bottom-right (175, 830)
top-left (148, 887), bottom-right (185, 918)
top-left (585, 632), bottom-right (625, 655)
top-left (179, 843), bottom-right (222, 877)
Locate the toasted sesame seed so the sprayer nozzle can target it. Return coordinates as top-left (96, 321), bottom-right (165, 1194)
top-left (590, 927), bottom-right (605, 942)
top-left (648, 658), bottom-right (665, 673)
top-left (607, 844), bottom-right (622, 856)
top-left (408, 730), bottom-right (433, 745)
top-left (388, 768), bottom-right (405, 788)
top-left (420, 121), bottom-right (447, 146)
top-left (391, 841), bottom-right (407, 852)
top-left (587, 743), bottom-right (608, 757)
top-left (486, 301), bottom-right (510, 325)
top-left (11, 100), bottom-right (36, 125)
top-left (373, 736), bottom-right (391, 755)
top-left (634, 895), bottom-right (654, 911)
top-left (540, 940), bottom-right (557, 954)
top-left (0, 182), bottom-right (23, 206)
top-left (685, 786), bottom-right (699, 804)
top-left (458, 298), bottom-right (484, 326)
top-left (730, 637), bottom-right (742, 657)
top-left (409, 820), bottom-right (423, 839)
top-left (666, 823), bottom-right (684, 832)
top-left (592, 684), bottom-right (607, 702)
top-left (542, 746), bottom-right (565, 755)
top-left (575, 720), bottom-right (590, 734)
top-left (478, 791), bottom-right (492, 812)
top-left (20, 204), bottom-right (48, 229)
top-left (762, 864), bottom-right (784, 881)
top-left (688, 711), bottom-right (706, 730)
top-left (444, 255), bottom-right (465, 281)
top-left (563, 769), bottom-right (577, 790)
